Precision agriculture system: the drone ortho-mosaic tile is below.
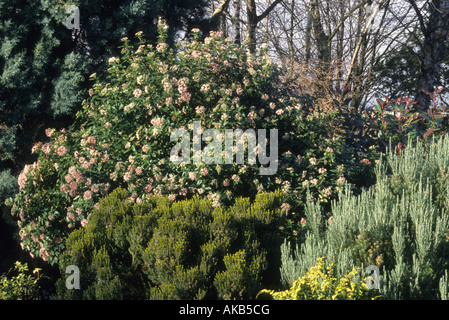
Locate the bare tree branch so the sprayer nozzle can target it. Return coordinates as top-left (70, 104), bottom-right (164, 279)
top-left (210, 0), bottom-right (232, 24)
top-left (406, 0), bottom-right (427, 34)
top-left (256, 0), bottom-right (284, 23)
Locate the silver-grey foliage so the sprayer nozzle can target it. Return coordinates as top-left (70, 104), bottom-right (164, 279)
top-left (281, 135), bottom-right (449, 299)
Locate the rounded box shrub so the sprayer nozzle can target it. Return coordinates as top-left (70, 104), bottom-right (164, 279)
top-left (55, 187), bottom-right (286, 300)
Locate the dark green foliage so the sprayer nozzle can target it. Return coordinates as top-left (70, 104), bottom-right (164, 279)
top-left (0, 168), bottom-right (18, 243)
top-left (373, 36), bottom-right (423, 99)
top-left (0, 169), bottom-right (17, 206)
top-left (0, 0), bottom-right (209, 171)
top-left (0, 169), bottom-right (20, 273)
top-left (0, 1), bottom-right (88, 170)
top-left (55, 188), bottom-right (286, 300)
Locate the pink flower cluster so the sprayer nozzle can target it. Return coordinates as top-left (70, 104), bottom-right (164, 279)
top-left (60, 165), bottom-right (110, 201)
top-left (57, 145), bottom-right (67, 156)
top-left (207, 192), bottom-right (221, 208)
top-left (156, 42), bottom-right (167, 53)
top-left (39, 244), bottom-right (50, 261)
top-left (281, 203), bottom-right (290, 212)
top-left (18, 165), bottom-right (31, 190)
top-left (177, 77), bottom-right (191, 103)
top-left (150, 117), bottom-right (164, 128)
top-left (17, 162), bottom-right (40, 190)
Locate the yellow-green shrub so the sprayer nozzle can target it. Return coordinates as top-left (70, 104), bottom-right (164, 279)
top-left (0, 261), bottom-right (42, 300)
top-left (257, 257), bottom-right (380, 300)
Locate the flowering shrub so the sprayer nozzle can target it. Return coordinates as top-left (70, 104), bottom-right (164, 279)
top-left (12, 27), bottom-right (370, 265)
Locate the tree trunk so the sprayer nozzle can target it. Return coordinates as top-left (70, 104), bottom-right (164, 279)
top-left (246, 0), bottom-right (258, 53)
top-left (351, 4), bottom-right (370, 110)
top-left (335, 0), bottom-right (345, 89)
top-left (245, 0), bottom-right (283, 53)
top-left (210, 0), bottom-right (232, 32)
top-left (342, 0), bottom-right (382, 110)
top-left (413, 0), bottom-right (449, 111)
top-left (233, 0), bottom-right (242, 46)
top-left (305, 12), bottom-right (312, 63)
top-left (310, 0), bottom-right (330, 63)
top-left (288, 0), bottom-right (296, 74)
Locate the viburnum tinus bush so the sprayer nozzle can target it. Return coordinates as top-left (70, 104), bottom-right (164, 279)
top-left (11, 27), bottom-right (370, 265)
top-left (55, 188), bottom-right (285, 300)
